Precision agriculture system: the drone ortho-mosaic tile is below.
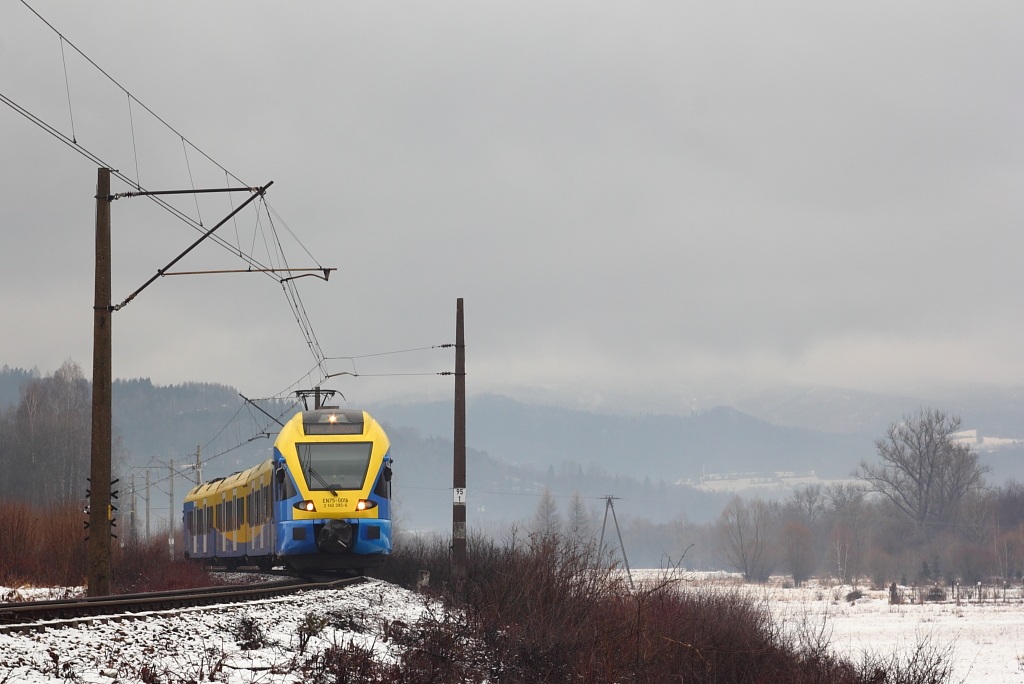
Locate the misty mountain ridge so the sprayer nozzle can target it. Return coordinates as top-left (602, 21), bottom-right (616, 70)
top-left (2, 367), bottom-right (1022, 509)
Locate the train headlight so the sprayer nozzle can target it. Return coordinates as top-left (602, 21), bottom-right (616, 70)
top-left (355, 499), bottom-right (377, 511)
top-left (294, 500), bottom-right (317, 512)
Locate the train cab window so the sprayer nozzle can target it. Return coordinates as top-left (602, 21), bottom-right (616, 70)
top-left (296, 442), bottom-right (373, 491)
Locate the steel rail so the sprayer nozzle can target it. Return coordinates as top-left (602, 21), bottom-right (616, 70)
top-left (0, 575), bottom-right (366, 634)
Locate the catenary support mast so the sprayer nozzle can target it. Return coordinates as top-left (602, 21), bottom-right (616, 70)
top-left (452, 298), bottom-right (467, 580)
top-left (87, 167), bottom-right (113, 597)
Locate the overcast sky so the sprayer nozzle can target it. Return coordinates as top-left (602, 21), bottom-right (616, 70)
top-left (1, 2), bottom-right (1022, 412)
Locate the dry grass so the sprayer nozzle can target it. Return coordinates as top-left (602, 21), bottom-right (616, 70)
top-left (0, 501), bottom-right (210, 594)
top-left (2, 505), bottom-right (955, 683)
top-left (375, 529), bottom-right (957, 684)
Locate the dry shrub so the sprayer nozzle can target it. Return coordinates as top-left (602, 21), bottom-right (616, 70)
top-left (0, 502), bottom-right (210, 595)
top-left (0, 501), bottom-right (85, 586)
top-left (384, 529), bottom-right (955, 684)
top-left (369, 531), bottom-right (450, 588)
top-left (111, 534), bottom-right (211, 594)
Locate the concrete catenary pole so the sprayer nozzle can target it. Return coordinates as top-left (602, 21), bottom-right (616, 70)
top-left (87, 167), bottom-right (113, 597)
top-left (452, 298), bottom-right (467, 579)
top-left (169, 459), bottom-right (175, 558)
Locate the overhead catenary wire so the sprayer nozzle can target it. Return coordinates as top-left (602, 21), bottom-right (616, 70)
top-left (16, 0), bottom-right (247, 189)
top-left (59, 36), bottom-right (75, 143)
top-left (5, 2), bottom-right (325, 292)
top-left (5, 2), bottom-right (339, 381)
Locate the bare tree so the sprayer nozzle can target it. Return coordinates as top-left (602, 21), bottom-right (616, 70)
top-left (781, 520), bottom-right (814, 587)
top-left (4, 361), bottom-right (96, 504)
top-left (565, 491), bottom-right (594, 546)
top-left (858, 409), bottom-right (988, 536)
top-left (824, 482), bottom-right (868, 582)
top-left (531, 487), bottom-right (562, 540)
top-left (786, 484), bottom-right (825, 525)
top-left (717, 495), bottom-right (775, 582)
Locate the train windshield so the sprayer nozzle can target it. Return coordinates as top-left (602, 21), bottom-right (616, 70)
top-left (295, 442), bottom-right (373, 492)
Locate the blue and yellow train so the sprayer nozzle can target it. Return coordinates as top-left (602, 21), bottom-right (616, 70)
top-left (183, 407), bottom-right (393, 573)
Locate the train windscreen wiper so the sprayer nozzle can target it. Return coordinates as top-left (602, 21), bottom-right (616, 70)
top-left (306, 465), bottom-right (338, 496)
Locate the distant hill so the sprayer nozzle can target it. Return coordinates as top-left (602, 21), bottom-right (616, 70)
top-left (731, 383), bottom-right (1024, 438)
top-left (376, 394), bottom-right (873, 481)
top-left (0, 365), bottom-right (37, 406)
top-left (4, 365), bottom-right (1022, 529)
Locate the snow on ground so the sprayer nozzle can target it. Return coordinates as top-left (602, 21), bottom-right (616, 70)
top-left (0, 578), bottom-right (436, 683)
top-left (771, 583), bottom-right (1024, 684)
top-left (634, 570), bottom-right (1024, 683)
top-left (4, 574), bottom-right (1024, 682)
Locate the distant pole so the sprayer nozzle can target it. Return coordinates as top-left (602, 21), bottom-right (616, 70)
top-left (145, 468), bottom-right (152, 540)
top-left (129, 470), bottom-right (137, 545)
top-left (599, 495), bottom-right (634, 590)
top-left (169, 459), bottom-right (175, 558)
top-left (452, 298), bottom-right (467, 580)
top-left (87, 167), bottom-right (113, 597)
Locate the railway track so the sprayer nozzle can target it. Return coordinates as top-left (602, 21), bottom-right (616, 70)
top-left (0, 575), bottom-right (366, 634)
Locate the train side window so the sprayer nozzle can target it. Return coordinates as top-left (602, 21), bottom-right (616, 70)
top-left (236, 499), bottom-right (244, 530)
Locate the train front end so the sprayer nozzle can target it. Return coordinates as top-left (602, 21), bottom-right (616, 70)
top-left (273, 407), bottom-right (392, 571)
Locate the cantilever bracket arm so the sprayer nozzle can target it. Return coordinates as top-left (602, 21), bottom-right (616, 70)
top-left (111, 181), bottom-right (273, 311)
top-left (161, 267), bottom-right (336, 281)
top-left (280, 268), bottom-right (334, 284)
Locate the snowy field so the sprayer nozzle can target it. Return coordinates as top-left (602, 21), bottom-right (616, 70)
top-left (634, 570), bottom-right (1024, 683)
top-left (3, 575), bottom-right (1024, 682)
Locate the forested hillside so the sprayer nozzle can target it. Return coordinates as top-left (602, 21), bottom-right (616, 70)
top-left (378, 394), bottom-right (875, 480)
top-left (5, 365), bottom-right (1024, 573)
top-left (0, 365), bottom-right (729, 562)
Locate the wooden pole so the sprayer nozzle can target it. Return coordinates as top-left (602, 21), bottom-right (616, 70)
top-left (452, 298), bottom-right (467, 580)
top-left (87, 167), bottom-right (113, 597)
top-left (169, 459), bottom-right (175, 559)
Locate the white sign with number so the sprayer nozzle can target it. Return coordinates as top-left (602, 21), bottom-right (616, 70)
top-left (454, 487), bottom-right (467, 504)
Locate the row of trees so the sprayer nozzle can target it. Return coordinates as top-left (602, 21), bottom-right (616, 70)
top-left (522, 409), bottom-right (1023, 586)
top-left (0, 361), bottom-right (121, 504)
top-left (717, 409), bottom-right (1022, 586)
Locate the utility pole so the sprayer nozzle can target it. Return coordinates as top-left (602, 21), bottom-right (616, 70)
top-left (598, 495), bottom-right (633, 589)
top-left (169, 458), bottom-right (175, 559)
top-left (129, 470), bottom-right (138, 545)
top-left (87, 167), bottom-right (113, 597)
top-left (194, 445), bottom-right (202, 485)
top-left (145, 468), bottom-right (152, 541)
top-left (452, 298), bottom-right (467, 580)
top-left (82, 168), bottom-right (321, 594)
